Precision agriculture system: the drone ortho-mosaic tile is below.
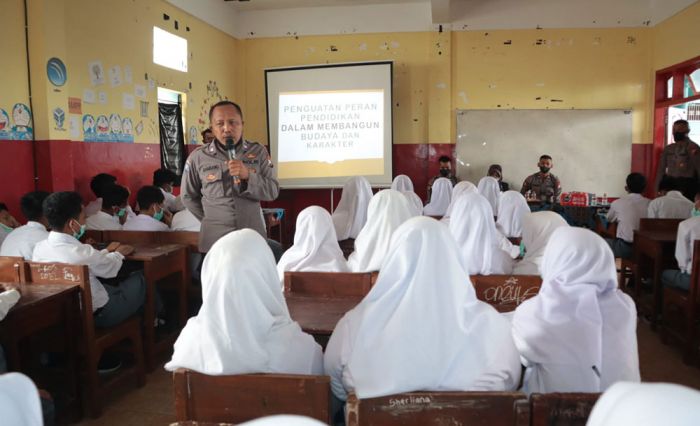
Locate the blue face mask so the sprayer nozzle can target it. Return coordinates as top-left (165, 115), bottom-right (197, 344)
top-left (153, 207), bottom-right (164, 221)
top-left (693, 208), bottom-right (700, 217)
top-left (0, 223), bottom-right (13, 233)
top-left (116, 207), bottom-right (127, 218)
top-left (519, 242), bottom-right (526, 258)
top-left (71, 220), bottom-right (86, 240)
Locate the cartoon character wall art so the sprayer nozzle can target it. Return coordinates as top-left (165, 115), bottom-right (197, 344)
top-left (11, 103), bottom-right (33, 140)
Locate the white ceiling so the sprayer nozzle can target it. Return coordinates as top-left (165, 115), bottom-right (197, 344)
top-left (167, 0), bottom-right (698, 39)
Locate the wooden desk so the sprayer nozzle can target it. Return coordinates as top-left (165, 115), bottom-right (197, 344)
top-left (285, 295), bottom-right (360, 346)
top-left (633, 229), bottom-right (677, 327)
top-left (126, 243), bottom-right (188, 370)
top-left (0, 283), bottom-right (80, 415)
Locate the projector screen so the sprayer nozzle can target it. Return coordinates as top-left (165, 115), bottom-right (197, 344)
top-left (265, 62), bottom-right (393, 188)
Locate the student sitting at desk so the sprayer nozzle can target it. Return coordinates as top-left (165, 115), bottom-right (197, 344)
top-left (32, 192), bottom-right (144, 329)
top-left (277, 206), bottom-right (349, 283)
top-left (605, 173), bottom-right (650, 259)
top-left (512, 227), bottom-right (640, 393)
top-left (332, 176), bottom-right (373, 241)
top-left (84, 173), bottom-right (136, 219)
top-left (153, 168), bottom-right (184, 213)
top-left (440, 181), bottom-right (477, 225)
top-left (661, 198), bottom-right (700, 291)
top-left (477, 176), bottom-right (501, 217)
top-left (324, 217), bottom-right (520, 402)
top-left (348, 190), bottom-right (415, 272)
top-left (171, 209), bottom-right (201, 232)
top-left (86, 184), bottom-right (129, 231)
top-left (390, 174), bottom-right (423, 216)
top-left (0, 191), bottom-right (50, 260)
top-left (647, 176), bottom-right (693, 219)
top-left (165, 229), bottom-right (323, 375)
top-left (496, 190), bottom-right (530, 238)
top-left (422, 177), bottom-right (452, 217)
top-left (123, 186), bottom-right (172, 231)
top-left (0, 203), bottom-right (20, 247)
top-left (513, 211), bottom-right (568, 275)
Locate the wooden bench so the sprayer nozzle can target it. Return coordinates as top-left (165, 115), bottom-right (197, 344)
top-left (0, 256), bottom-right (24, 282)
top-left (470, 275), bottom-right (542, 312)
top-left (173, 369), bottom-right (331, 424)
top-left (284, 271), bottom-right (373, 298)
top-left (25, 261), bottom-right (146, 417)
top-left (345, 391), bottom-right (528, 426)
top-left (529, 392), bottom-right (600, 426)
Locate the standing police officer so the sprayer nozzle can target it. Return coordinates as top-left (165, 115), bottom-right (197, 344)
top-left (181, 101), bottom-right (279, 252)
top-left (655, 119), bottom-right (700, 200)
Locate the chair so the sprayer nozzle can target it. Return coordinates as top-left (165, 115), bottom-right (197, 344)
top-left (470, 275), bottom-right (542, 312)
top-left (172, 369), bottom-right (331, 423)
top-left (284, 271), bottom-right (372, 298)
top-left (0, 256), bottom-right (24, 282)
top-left (529, 393), bottom-right (600, 426)
top-left (25, 261), bottom-right (146, 418)
top-left (345, 391), bottom-right (528, 426)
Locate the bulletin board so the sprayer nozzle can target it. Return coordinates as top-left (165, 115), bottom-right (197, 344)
top-left (455, 109), bottom-right (633, 197)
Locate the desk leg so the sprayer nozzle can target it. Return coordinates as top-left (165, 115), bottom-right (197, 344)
top-left (651, 251), bottom-right (663, 330)
top-left (178, 250), bottom-right (188, 329)
top-left (63, 292), bottom-right (80, 420)
top-left (142, 263), bottom-right (156, 371)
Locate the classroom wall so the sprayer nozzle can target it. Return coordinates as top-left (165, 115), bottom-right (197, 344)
top-left (652, 1), bottom-right (700, 71)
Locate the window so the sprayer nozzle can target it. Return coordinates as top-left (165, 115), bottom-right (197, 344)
top-left (153, 26), bottom-right (187, 72)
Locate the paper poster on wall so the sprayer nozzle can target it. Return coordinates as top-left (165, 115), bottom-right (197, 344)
top-left (69, 115), bottom-right (80, 139)
top-left (135, 120), bottom-right (144, 135)
top-left (188, 126), bottom-right (198, 144)
top-left (140, 101), bottom-right (149, 117)
top-left (148, 78), bottom-right (156, 90)
top-left (83, 89), bottom-right (96, 104)
top-left (98, 91), bottom-right (108, 104)
top-left (123, 93), bottom-right (135, 110)
top-left (109, 65), bottom-right (122, 88)
top-left (124, 65), bottom-right (133, 84)
top-left (53, 107), bottom-right (66, 131)
top-left (68, 97), bottom-right (82, 114)
top-left (134, 84), bottom-right (146, 98)
top-left (88, 61), bottom-right (105, 86)
top-left (122, 117), bottom-right (134, 140)
top-left (0, 104), bottom-right (34, 140)
top-left (0, 109), bottom-right (9, 140)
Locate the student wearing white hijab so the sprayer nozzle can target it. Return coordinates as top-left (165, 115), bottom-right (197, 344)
top-left (512, 227), bottom-right (640, 394)
top-left (391, 175), bottom-right (424, 215)
top-left (347, 190), bottom-right (415, 272)
top-left (325, 217), bottom-right (521, 401)
top-left (496, 191), bottom-right (530, 238)
top-left (477, 176), bottom-right (501, 217)
top-left (422, 177), bottom-right (452, 217)
top-left (586, 382), bottom-right (700, 426)
top-left (277, 206), bottom-right (349, 282)
top-left (440, 181), bottom-right (478, 225)
top-left (332, 176), bottom-right (373, 241)
top-left (240, 416), bottom-right (326, 426)
top-left (0, 372), bottom-right (43, 426)
top-left (165, 229), bottom-right (323, 375)
top-left (449, 193), bottom-right (514, 275)
top-left (513, 211), bottom-right (568, 275)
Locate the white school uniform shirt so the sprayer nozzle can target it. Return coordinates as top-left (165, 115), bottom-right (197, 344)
top-left (448, 193), bottom-right (514, 275)
top-left (123, 214), bottom-right (170, 232)
top-left (277, 206), bottom-right (349, 282)
top-left (0, 221), bottom-right (49, 260)
top-left (85, 198), bottom-right (136, 219)
top-left (513, 211), bottom-right (569, 275)
top-left (674, 216), bottom-right (700, 274)
top-left (606, 193), bottom-right (650, 243)
top-left (647, 190), bottom-right (693, 219)
top-left (161, 188), bottom-right (185, 213)
top-left (171, 209), bottom-right (201, 231)
top-left (347, 190), bottom-right (415, 272)
top-left (324, 217), bottom-right (521, 401)
top-left (0, 229), bottom-right (10, 247)
top-left (512, 227), bottom-right (640, 394)
top-left (441, 181), bottom-right (478, 225)
top-left (85, 211), bottom-right (122, 231)
top-left (166, 229), bottom-right (323, 375)
top-left (586, 382), bottom-right (700, 426)
top-left (0, 373), bottom-right (43, 426)
top-left (496, 191), bottom-right (530, 238)
top-left (423, 177), bottom-right (452, 216)
top-left (0, 288), bottom-right (20, 321)
top-left (33, 231), bottom-right (124, 311)
top-left (332, 176), bottom-right (373, 240)
top-left (477, 176), bottom-right (501, 217)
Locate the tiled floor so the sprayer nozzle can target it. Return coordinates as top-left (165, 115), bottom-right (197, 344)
top-left (74, 319), bottom-right (700, 425)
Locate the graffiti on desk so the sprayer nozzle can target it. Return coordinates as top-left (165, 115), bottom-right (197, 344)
top-left (548, 402), bottom-right (596, 421)
top-left (33, 264), bottom-right (82, 283)
top-left (482, 277), bottom-right (540, 307)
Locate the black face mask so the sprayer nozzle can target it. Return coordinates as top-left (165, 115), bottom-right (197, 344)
top-left (439, 168), bottom-right (450, 177)
top-left (673, 132), bottom-right (688, 142)
top-left (539, 166), bottom-right (550, 174)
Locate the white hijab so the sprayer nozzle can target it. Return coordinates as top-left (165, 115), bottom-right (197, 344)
top-left (166, 229), bottom-right (322, 375)
top-left (586, 382), bottom-right (700, 426)
top-left (0, 373), bottom-right (43, 426)
top-left (513, 211), bottom-right (569, 275)
top-left (512, 227), bottom-right (640, 394)
top-left (441, 181), bottom-right (478, 225)
top-left (342, 217), bottom-right (520, 398)
top-left (240, 416), bottom-right (327, 426)
top-left (423, 177), bottom-right (452, 216)
top-left (449, 193), bottom-right (514, 275)
top-left (391, 174), bottom-right (414, 192)
top-left (496, 191), bottom-right (530, 238)
top-left (477, 176), bottom-right (501, 217)
top-left (347, 190), bottom-right (415, 272)
top-left (332, 176), bottom-right (373, 240)
top-left (277, 206), bottom-right (349, 282)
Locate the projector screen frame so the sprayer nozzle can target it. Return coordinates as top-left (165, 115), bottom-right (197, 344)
top-left (265, 61), bottom-right (394, 189)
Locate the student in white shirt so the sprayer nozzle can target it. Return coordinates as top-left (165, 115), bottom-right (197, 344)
top-left (32, 192), bottom-right (144, 329)
top-left (86, 184), bottom-right (129, 231)
top-left (171, 209), bottom-right (201, 231)
top-left (605, 173), bottom-right (650, 259)
top-left (512, 227), bottom-right (640, 394)
top-left (165, 229), bottom-right (323, 375)
top-left (325, 217), bottom-right (520, 402)
top-left (647, 176), bottom-right (693, 219)
top-left (0, 191), bottom-right (50, 260)
top-left (661, 195), bottom-right (700, 291)
top-left (153, 168), bottom-right (184, 213)
top-left (84, 173), bottom-right (136, 218)
top-left (0, 203), bottom-right (20, 247)
top-left (123, 186), bottom-right (172, 231)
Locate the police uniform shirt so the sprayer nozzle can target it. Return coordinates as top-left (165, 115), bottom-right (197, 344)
top-left (520, 172), bottom-right (562, 200)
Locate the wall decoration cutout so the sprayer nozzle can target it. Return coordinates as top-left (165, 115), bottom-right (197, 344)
top-left (88, 61), bottom-right (104, 86)
top-left (188, 125), bottom-right (198, 144)
top-left (96, 115), bottom-right (109, 136)
top-left (47, 57), bottom-right (67, 87)
top-left (109, 65), bottom-right (122, 88)
top-left (109, 114), bottom-right (122, 135)
top-left (82, 114), bottom-right (96, 136)
top-left (98, 91), bottom-right (108, 104)
top-left (53, 107), bottom-right (66, 131)
top-left (123, 93), bottom-right (135, 110)
top-left (122, 118), bottom-right (133, 138)
top-left (68, 97), bottom-right (82, 114)
top-left (124, 65), bottom-right (133, 84)
top-left (140, 101), bottom-right (149, 117)
top-left (9, 103), bottom-right (33, 140)
top-left (69, 115), bottom-right (80, 139)
top-left (0, 109), bottom-right (10, 140)
top-left (134, 84), bottom-right (146, 98)
top-left (82, 113), bottom-right (133, 143)
top-left (83, 89), bottom-right (96, 104)
top-left (135, 120), bottom-right (144, 135)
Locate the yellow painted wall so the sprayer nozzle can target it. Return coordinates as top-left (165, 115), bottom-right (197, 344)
top-left (652, 1), bottom-right (700, 71)
top-left (0, 0), bottom-right (31, 136)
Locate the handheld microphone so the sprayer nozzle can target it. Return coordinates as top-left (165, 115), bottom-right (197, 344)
top-left (225, 137), bottom-right (240, 184)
